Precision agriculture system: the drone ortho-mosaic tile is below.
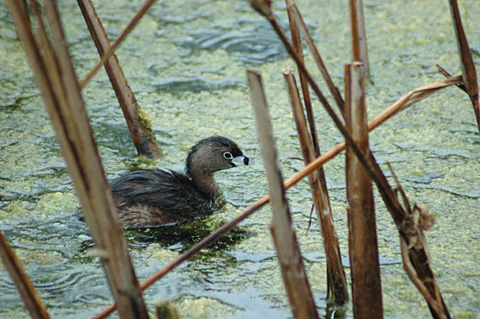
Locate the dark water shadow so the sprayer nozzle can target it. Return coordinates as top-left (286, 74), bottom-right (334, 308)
top-left (122, 217), bottom-right (252, 253)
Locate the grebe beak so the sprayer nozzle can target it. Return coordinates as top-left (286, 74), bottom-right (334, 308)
top-left (232, 155), bottom-right (253, 166)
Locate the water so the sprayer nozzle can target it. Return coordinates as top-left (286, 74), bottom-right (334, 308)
top-left (1, 0), bottom-right (479, 318)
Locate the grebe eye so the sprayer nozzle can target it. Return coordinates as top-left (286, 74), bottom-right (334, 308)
top-left (223, 152), bottom-right (233, 160)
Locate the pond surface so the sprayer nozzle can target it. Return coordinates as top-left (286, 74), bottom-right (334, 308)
top-left (1, 0), bottom-right (479, 318)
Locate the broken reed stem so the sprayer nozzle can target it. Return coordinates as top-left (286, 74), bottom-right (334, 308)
top-left (344, 62), bottom-right (382, 318)
top-left (79, 0), bottom-right (157, 89)
top-left (287, 0), bottom-right (345, 115)
top-left (286, 0), bottom-right (348, 303)
top-left (5, 1), bottom-right (149, 318)
top-left (250, 2), bottom-right (451, 317)
top-left (447, 0), bottom-right (480, 133)
top-left (77, 0), bottom-right (163, 158)
top-left (248, 69), bottom-right (319, 319)
top-left (284, 6), bottom-right (342, 280)
top-left (0, 231), bottom-right (50, 319)
top-left (285, 0), bottom-right (319, 154)
top-left (349, 0), bottom-right (370, 79)
top-left (435, 64), bottom-right (467, 93)
top-left (283, 67), bottom-right (349, 305)
top-left (93, 74), bottom-right (460, 318)
top-left (368, 76), bottom-right (462, 129)
top-left (386, 163), bottom-right (450, 319)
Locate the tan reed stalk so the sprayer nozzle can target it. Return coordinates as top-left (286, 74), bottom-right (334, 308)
top-left (286, 0), bottom-right (345, 115)
top-left (345, 62), bottom-right (383, 318)
top-left (285, 0), bottom-right (318, 153)
top-left (92, 74), bottom-right (460, 319)
top-left (387, 163), bottom-right (450, 319)
top-left (448, 0), bottom-right (480, 133)
top-left (77, 0), bottom-right (162, 158)
top-left (0, 231), bottom-right (50, 319)
top-left (284, 67), bottom-right (349, 305)
top-left (435, 64), bottom-right (467, 93)
top-left (5, 1), bottom-right (149, 318)
top-left (349, 0), bottom-right (370, 79)
top-left (79, 0), bottom-right (157, 89)
top-left (248, 69), bottom-right (319, 319)
top-left (286, 0), bottom-right (348, 303)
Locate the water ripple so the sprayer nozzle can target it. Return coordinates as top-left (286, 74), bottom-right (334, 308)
top-left (180, 20), bottom-right (290, 64)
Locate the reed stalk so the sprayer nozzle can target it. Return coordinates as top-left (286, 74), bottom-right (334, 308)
top-left (447, 0), bottom-right (480, 133)
top-left (435, 64), bottom-right (467, 93)
top-left (79, 0), bottom-right (157, 89)
top-left (283, 67), bottom-right (349, 305)
top-left (248, 69), bottom-right (319, 319)
top-left (5, 1), bottom-right (149, 318)
top-left (387, 163), bottom-right (450, 319)
top-left (249, 2), bottom-right (451, 317)
top-left (286, 0), bottom-right (345, 115)
top-left (93, 74), bottom-right (460, 318)
top-left (77, 0), bottom-right (162, 158)
top-left (285, 0), bottom-right (318, 153)
top-left (285, 0), bottom-right (348, 304)
top-left (345, 62), bottom-right (382, 318)
top-left (349, 0), bottom-right (370, 79)
top-left (0, 231), bottom-right (50, 319)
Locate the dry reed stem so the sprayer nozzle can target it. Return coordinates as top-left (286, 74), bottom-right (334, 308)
top-left (284, 67), bottom-right (349, 305)
top-left (435, 64), bottom-right (467, 93)
top-left (93, 74), bottom-right (459, 319)
top-left (77, 0), bottom-right (162, 158)
top-left (345, 62), bottom-right (382, 318)
top-left (248, 69), bottom-right (319, 318)
top-left (79, 0), bottom-right (157, 89)
top-left (6, 1), bottom-right (149, 318)
top-left (285, 0), bottom-right (347, 303)
top-left (387, 164), bottom-right (450, 319)
top-left (286, 1), bottom-right (345, 115)
top-left (448, 0), bottom-right (480, 133)
top-left (0, 231), bottom-right (50, 319)
top-left (368, 75), bottom-right (462, 129)
top-left (285, 0), bottom-right (318, 153)
top-left (250, 2), bottom-right (451, 317)
top-left (349, 0), bottom-right (370, 79)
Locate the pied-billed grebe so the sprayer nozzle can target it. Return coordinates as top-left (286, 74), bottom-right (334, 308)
top-left (111, 136), bottom-right (251, 227)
